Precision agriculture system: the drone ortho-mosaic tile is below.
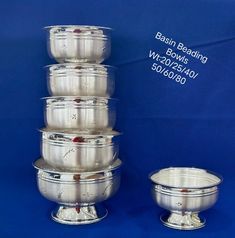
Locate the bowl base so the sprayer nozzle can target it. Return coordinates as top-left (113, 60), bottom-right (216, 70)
top-left (51, 204), bottom-right (108, 225)
top-left (160, 212), bottom-right (206, 230)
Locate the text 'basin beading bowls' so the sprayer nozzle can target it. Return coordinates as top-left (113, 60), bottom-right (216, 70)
top-left (40, 128), bottom-right (120, 171)
top-left (45, 25), bottom-right (112, 63)
top-left (33, 158), bottom-right (122, 225)
top-left (46, 63), bottom-right (115, 97)
top-left (43, 96), bottom-right (117, 130)
top-left (149, 167), bottom-right (222, 230)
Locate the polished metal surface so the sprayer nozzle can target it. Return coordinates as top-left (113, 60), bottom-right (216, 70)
top-left (51, 204), bottom-right (108, 225)
top-left (160, 212), bottom-right (206, 230)
top-left (149, 167), bottom-right (222, 230)
top-left (46, 63), bottom-right (115, 97)
top-left (45, 25), bottom-right (111, 63)
top-left (33, 158), bottom-right (122, 225)
top-left (41, 128), bottom-right (120, 171)
top-left (43, 96), bottom-right (117, 130)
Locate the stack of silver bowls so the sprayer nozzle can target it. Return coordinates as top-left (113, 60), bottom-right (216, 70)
top-left (33, 25), bottom-right (122, 225)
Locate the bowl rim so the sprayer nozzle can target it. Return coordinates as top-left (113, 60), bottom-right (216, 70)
top-left (44, 25), bottom-right (113, 31)
top-left (33, 158), bottom-right (122, 175)
top-left (44, 62), bottom-right (117, 70)
top-left (39, 128), bottom-right (122, 136)
top-left (149, 167), bottom-right (223, 189)
top-left (41, 96), bottom-right (118, 101)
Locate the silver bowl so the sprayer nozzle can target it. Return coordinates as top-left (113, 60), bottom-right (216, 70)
top-left (45, 25), bottom-right (112, 63)
top-left (46, 63), bottom-right (115, 97)
top-left (40, 128), bottom-right (120, 171)
top-left (33, 158), bottom-right (122, 225)
top-left (149, 167), bottom-right (222, 230)
top-left (43, 96), bottom-right (117, 130)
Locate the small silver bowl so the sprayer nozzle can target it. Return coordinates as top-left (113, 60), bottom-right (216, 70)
top-left (45, 25), bottom-right (112, 63)
top-left (149, 167), bottom-right (222, 230)
top-left (43, 96), bottom-right (117, 130)
top-left (33, 158), bottom-right (122, 225)
top-left (46, 63), bottom-right (115, 97)
top-left (40, 128), bottom-right (120, 171)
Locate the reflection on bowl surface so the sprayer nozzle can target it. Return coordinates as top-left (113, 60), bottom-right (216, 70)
top-left (33, 158), bottom-right (122, 225)
top-left (46, 63), bottom-right (115, 97)
top-left (40, 128), bottom-right (120, 171)
top-left (43, 96), bottom-right (117, 130)
top-left (45, 25), bottom-right (112, 63)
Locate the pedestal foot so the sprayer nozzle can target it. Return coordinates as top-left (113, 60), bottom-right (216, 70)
top-left (51, 204), bottom-right (108, 225)
top-left (160, 212), bottom-right (206, 230)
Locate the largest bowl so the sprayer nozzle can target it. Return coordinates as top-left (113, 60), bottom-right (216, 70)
top-left (33, 158), bottom-right (122, 224)
top-left (40, 128), bottom-right (121, 171)
top-left (45, 25), bottom-right (112, 63)
top-left (43, 96), bottom-right (117, 130)
top-left (149, 167), bottom-right (222, 230)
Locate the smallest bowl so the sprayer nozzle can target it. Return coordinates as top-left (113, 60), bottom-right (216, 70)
top-left (149, 167), bottom-right (222, 230)
top-left (45, 25), bottom-right (112, 63)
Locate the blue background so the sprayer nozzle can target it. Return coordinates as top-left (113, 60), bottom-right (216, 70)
top-left (0, 0), bottom-right (234, 237)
